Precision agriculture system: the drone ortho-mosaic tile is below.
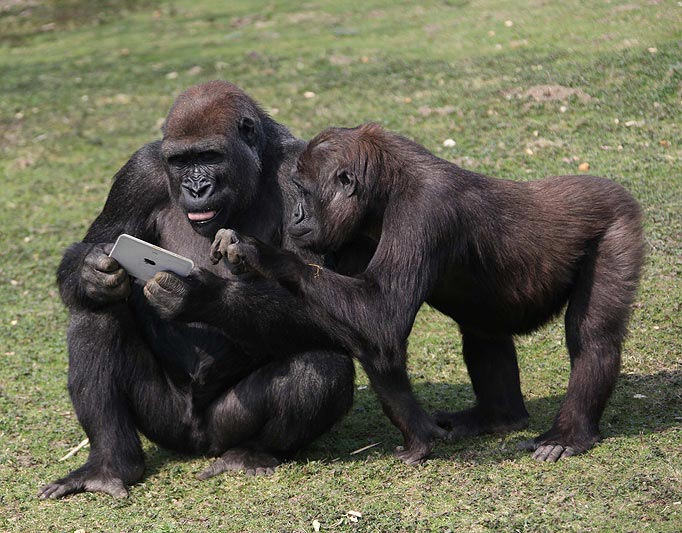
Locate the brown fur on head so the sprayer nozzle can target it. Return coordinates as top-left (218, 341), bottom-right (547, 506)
top-left (301, 123), bottom-right (387, 189)
top-left (290, 124), bottom-right (393, 252)
top-left (163, 80), bottom-right (265, 143)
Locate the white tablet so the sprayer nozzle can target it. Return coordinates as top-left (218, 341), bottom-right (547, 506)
top-left (109, 234), bottom-right (194, 282)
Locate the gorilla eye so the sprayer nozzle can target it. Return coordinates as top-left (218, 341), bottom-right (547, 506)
top-left (196, 151), bottom-right (223, 165)
top-left (167, 155), bottom-right (184, 167)
top-left (292, 178), bottom-right (310, 196)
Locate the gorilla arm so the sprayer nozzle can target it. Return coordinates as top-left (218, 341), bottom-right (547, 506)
top-left (57, 142), bottom-right (169, 310)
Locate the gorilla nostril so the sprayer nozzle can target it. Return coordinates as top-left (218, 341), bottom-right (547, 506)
top-left (196, 183), bottom-right (211, 198)
top-left (183, 180), bottom-right (213, 199)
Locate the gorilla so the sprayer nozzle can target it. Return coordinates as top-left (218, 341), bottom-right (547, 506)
top-left (210, 123), bottom-right (645, 464)
top-left (40, 82), bottom-right (358, 499)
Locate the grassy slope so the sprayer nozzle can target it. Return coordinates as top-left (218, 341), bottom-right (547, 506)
top-left (0, 0), bottom-right (680, 530)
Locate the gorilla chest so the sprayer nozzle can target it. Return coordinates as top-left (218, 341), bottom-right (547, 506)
top-left (134, 291), bottom-right (259, 392)
top-left (155, 206), bottom-right (229, 272)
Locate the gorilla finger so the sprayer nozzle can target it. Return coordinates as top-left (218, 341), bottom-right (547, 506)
top-left (210, 246), bottom-right (223, 265)
top-left (81, 266), bottom-right (102, 286)
top-left (210, 235), bottom-right (227, 264)
top-left (532, 446), bottom-right (548, 461)
top-left (38, 483), bottom-right (61, 499)
top-left (39, 480), bottom-right (82, 500)
top-left (560, 446), bottom-right (576, 459)
top-left (197, 458), bottom-right (228, 480)
top-left (545, 445), bottom-right (565, 463)
top-left (152, 271), bottom-right (186, 293)
top-left (85, 252), bottom-right (119, 273)
top-left (142, 281), bottom-right (161, 302)
top-left (111, 279), bottom-right (132, 299)
top-left (102, 268), bottom-right (128, 288)
top-left (532, 445), bottom-right (558, 461)
top-left (186, 266), bottom-right (210, 284)
top-left (42, 484), bottom-right (71, 500)
top-left (221, 228), bottom-right (240, 245)
top-left (97, 255), bottom-right (121, 273)
top-left (226, 246), bottom-right (244, 265)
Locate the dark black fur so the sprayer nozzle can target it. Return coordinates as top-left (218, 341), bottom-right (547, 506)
top-left (40, 82), bottom-right (356, 499)
top-left (215, 123), bottom-right (645, 464)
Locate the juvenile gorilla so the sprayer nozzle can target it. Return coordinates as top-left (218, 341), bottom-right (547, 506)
top-left (40, 82), bottom-right (356, 499)
top-left (214, 123), bottom-right (645, 464)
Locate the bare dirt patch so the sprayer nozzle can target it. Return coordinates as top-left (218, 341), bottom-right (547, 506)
top-left (504, 84), bottom-right (593, 103)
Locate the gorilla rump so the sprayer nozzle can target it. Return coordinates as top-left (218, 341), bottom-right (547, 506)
top-left (215, 123), bottom-right (645, 464)
top-left (40, 82), bottom-right (356, 499)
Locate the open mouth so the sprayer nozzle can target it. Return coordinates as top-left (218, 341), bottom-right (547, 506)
top-left (187, 208), bottom-right (221, 225)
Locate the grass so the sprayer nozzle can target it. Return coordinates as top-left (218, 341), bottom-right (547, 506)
top-left (0, 0), bottom-right (680, 530)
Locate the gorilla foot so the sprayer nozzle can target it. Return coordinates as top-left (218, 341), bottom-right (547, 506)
top-left (395, 441), bottom-right (432, 465)
top-left (517, 430), bottom-right (599, 462)
top-left (197, 448), bottom-right (282, 479)
top-left (434, 407), bottom-right (529, 438)
top-left (394, 421), bottom-right (447, 465)
top-left (39, 468), bottom-right (131, 500)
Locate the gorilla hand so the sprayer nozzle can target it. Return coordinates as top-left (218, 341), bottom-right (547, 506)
top-left (210, 228), bottom-right (309, 290)
top-left (210, 229), bottom-right (260, 274)
top-left (81, 243), bottom-right (131, 304)
top-left (143, 268), bottom-right (217, 321)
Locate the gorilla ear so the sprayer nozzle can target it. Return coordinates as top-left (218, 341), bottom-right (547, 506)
top-left (238, 116), bottom-right (257, 145)
top-left (337, 169), bottom-right (357, 197)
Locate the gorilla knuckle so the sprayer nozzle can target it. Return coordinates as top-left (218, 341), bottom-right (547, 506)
top-left (103, 270), bottom-right (126, 288)
top-left (156, 271), bottom-right (186, 293)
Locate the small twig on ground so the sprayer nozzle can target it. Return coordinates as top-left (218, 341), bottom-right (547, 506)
top-left (59, 438), bottom-right (90, 461)
top-left (349, 442), bottom-right (381, 455)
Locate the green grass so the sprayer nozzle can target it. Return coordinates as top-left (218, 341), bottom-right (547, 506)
top-left (1, 0), bottom-right (680, 530)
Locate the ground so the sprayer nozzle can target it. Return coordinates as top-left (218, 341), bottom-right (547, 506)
top-left (0, 0), bottom-right (680, 531)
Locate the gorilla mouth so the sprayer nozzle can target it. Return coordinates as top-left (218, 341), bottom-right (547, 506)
top-left (187, 209), bottom-right (221, 224)
top-left (288, 227), bottom-right (312, 239)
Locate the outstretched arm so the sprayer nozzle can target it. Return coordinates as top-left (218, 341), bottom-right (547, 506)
top-left (143, 267), bottom-right (357, 357)
top-left (209, 229), bottom-right (431, 355)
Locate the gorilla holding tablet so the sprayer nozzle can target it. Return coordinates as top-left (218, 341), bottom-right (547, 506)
top-left (40, 82), bottom-right (362, 499)
top-left (45, 81), bottom-right (644, 499)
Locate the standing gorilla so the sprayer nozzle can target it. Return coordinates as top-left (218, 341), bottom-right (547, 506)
top-left (39, 82), bottom-right (356, 499)
top-left (212, 123), bottom-right (645, 464)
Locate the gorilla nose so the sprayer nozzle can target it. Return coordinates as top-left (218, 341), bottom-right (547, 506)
top-left (293, 202), bottom-right (305, 224)
top-left (182, 179), bottom-right (213, 199)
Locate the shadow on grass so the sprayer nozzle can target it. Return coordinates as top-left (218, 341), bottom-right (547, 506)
top-left (300, 369), bottom-right (681, 465)
top-left (138, 369), bottom-right (680, 475)
top-left (0, 0), bottom-right (159, 46)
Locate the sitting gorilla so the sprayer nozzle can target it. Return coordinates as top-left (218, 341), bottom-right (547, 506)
top-left (39, 81), bottom-right (357, 499)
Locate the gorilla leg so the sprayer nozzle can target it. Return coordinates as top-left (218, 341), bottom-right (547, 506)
top-left (522, 217), bottom-right (643, 461)
top-left (39, 306), bottom-right (190, 499)
top-left (198, 351), bottom-right (355, 479)
top-left (435, 332), bottom-right (529, 436)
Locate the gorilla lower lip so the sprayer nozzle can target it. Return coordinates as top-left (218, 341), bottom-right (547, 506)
top-left (290, 228), bottom-right (311, 238)
top-left (188, 211), bottom-right (217, 222)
